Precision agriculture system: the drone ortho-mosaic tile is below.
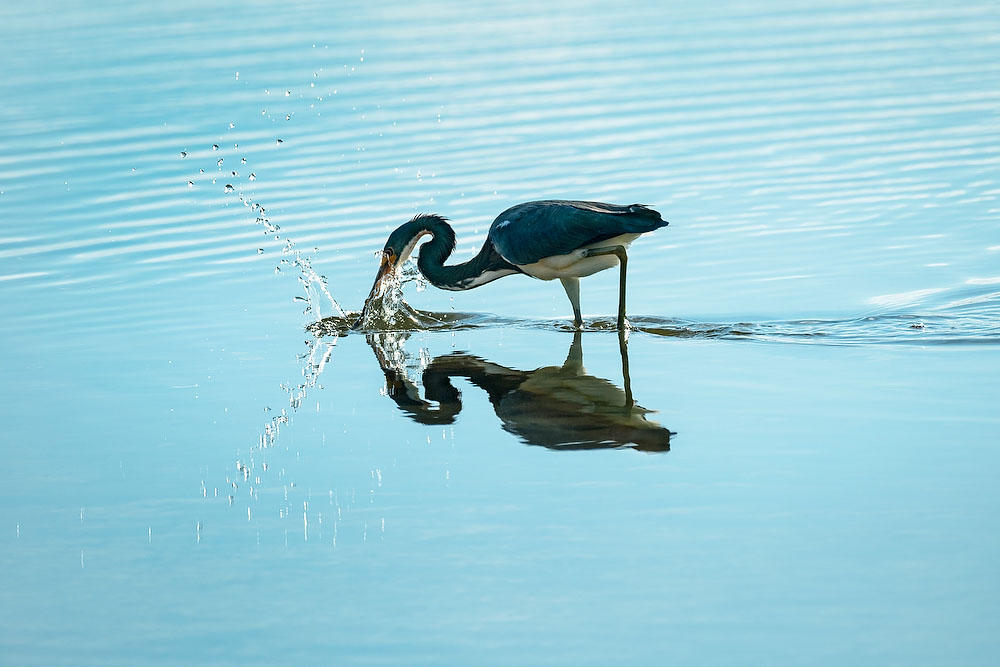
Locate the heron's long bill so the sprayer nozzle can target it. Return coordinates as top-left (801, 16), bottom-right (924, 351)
top-left (352, 251), bottom-right (398, 328)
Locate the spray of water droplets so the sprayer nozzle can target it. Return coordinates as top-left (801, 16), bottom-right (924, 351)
top-left (189, 60), bottom-right (403, 542)
top-left (239, 194), bottom-right (346, 320)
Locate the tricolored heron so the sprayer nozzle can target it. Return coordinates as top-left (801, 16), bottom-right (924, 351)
top-left (361, 200), bottom-right (668, 328)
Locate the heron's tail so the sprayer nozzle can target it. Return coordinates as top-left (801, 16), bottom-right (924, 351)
top-left (628, 204), bottom-right (668, 227)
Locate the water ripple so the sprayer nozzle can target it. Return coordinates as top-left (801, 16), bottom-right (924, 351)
top-left (313, 299), bottom-right (1000, 347)
top-left (1, 0), bottom-right (998, 330)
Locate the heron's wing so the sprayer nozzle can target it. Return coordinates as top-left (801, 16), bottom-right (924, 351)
top-left (488, 200), bottom-right (666, 266)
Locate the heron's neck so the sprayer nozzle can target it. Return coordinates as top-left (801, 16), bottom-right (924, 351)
top-left (407, 217), bottom-right (517, 291)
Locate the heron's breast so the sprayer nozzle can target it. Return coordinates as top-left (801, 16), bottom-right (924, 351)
top-left (515, 233), bottom-right (640, 280)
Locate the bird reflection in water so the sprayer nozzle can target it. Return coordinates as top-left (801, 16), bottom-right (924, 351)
top-left (369, 332), bottom-right (673, 452)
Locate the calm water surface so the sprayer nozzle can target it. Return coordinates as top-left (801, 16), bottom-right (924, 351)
top-left (2, 0), bottom-right (999, 664)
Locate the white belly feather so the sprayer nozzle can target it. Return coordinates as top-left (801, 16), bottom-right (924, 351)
top-left (514, 233), bottom-right (641, 281)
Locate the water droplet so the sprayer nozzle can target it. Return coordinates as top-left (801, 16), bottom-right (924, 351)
top-left (224, 184), bottom-right (234, 193)
top-left (212, 144), bottom-right (219, 151)
top-left (180, 151), bottom-right (187, 158)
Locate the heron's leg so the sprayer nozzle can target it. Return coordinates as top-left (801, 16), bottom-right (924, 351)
top-left (582, 245), bottom-right (628, 329)
top-left (560, 277), bottom-right (582, 328)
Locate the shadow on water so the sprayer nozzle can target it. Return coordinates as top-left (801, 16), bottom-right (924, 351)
top-left (368, 330), bottom-right (673, 452)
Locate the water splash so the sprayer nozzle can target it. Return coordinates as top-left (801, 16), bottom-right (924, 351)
top-left (187, 138), bottom-right (346, 320)
top-left (216, 332), bottom-right (339, 518)
top-left (351, 260), bottom-right (437, 330)
top-left (239, 192), bottom-right (346, 320)
top-left (192, 68), bottom-right (376, 530)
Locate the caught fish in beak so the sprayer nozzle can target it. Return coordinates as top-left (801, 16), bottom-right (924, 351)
top-left (366, 249), bottom-right (398, 302)
top-left (353, 249), bottom-right (399, 328)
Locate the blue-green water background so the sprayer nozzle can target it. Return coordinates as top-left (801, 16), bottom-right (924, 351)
top-left (2, 0), bottom-right (999, 664)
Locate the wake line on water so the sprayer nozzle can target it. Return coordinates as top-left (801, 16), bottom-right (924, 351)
top-left (312, 309), bottom-right (1000, 346)
top-left (310, 291), bottom-right (1000, 346)
top-left (310, 309), bottom-right (999, 346)
top-left (309, 265), bottom-right (1000, 346)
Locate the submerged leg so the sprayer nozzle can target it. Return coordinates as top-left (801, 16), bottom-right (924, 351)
top-left (583, 245), bottom-right (628, 329)
top-left (563, 330), bottom-right (584, 372)
top-left (618, 328), bottom-right (634, 411)
top-left (560, 277), bottom-right (582, 328)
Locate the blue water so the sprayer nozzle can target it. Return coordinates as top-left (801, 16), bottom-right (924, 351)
top-left (2, 0), bottom-right (999, 664)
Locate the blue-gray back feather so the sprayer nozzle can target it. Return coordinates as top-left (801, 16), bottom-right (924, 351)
top-left (488, 200), bottom-right (667, 266)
